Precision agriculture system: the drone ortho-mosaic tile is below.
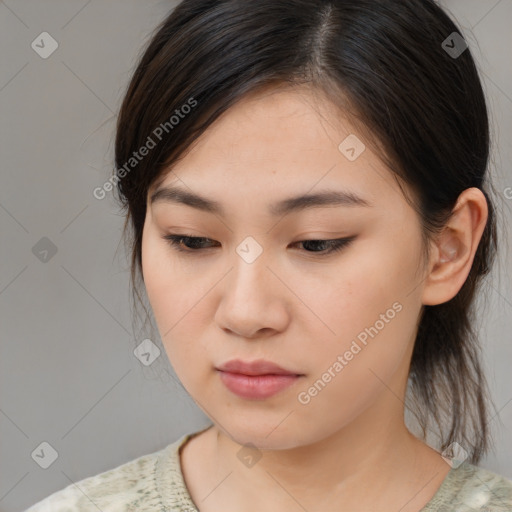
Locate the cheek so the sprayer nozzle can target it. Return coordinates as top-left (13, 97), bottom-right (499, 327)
top-left (303, 241), bottom-right (419, 372)
top-left (309, 255), bottom-right (398, 336)
top-left (141, 227), bottom-right (211, 367)
top-left (141, 231), bottom-right (170, 323)
top-left (141, 227), bottom-right (182, 342)
top-left (142, 224), bottom-right (187, 318)
top-left (296, 287), bottom-right (415, 429)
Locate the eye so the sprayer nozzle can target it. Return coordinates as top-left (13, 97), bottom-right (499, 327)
top-left (163, 235), bottom-right (220, 252)
top-left (298, 238), bottom-right (355, 255)
top-left (162, 234), bottom-right (356, 256)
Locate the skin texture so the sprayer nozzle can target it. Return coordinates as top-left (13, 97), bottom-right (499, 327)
top-left (141, 85), bottom-right (488, 512)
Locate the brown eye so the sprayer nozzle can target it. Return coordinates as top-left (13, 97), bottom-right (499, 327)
top-left (293, 238), bottom-right (355, 255)
top-left (162, 235), bottom-right (218, 252)
top-left (162, 234), bottom-right (356, 256)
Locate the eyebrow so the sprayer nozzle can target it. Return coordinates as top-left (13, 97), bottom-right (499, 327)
top-left (150, 185), bottom-right (373, 217)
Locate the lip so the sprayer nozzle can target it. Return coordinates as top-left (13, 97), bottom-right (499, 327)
top-left (216, 359), bottom-right (304, 400)
top-left (216, 358), bottom-right (300, 376)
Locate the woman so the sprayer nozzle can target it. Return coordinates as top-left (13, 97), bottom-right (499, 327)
top-left (26, 0), bottom-right (512, 510)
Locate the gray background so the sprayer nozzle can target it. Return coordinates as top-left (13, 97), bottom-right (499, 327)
top-left (0, 1), bottom-right (511, 511)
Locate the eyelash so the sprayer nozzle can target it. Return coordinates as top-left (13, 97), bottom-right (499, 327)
top-left (162, 234), bottom-right (356, 257)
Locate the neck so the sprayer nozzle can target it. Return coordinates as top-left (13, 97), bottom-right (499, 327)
top-left (200, 392), bottom-right (448, 511)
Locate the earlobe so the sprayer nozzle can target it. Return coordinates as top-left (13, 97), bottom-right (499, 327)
top-left (421, 188), bottom-right (488, 306)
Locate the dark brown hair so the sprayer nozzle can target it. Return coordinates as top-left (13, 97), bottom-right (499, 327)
top-left (113, 0), bottom-right (500, 464)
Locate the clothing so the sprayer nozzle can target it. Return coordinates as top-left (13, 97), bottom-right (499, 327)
top-left (25, 427), bottom-right (512, 511)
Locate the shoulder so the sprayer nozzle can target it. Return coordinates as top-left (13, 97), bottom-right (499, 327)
top-left (24, 441), bottom-right (178, 512)
top-left (425, 461), bottom-right (512, 511)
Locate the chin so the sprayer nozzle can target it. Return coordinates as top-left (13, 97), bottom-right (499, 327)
top-left (215, 418), bottom-right (312, 451)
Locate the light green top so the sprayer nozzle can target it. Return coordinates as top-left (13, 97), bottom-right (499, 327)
top-left (25, 428), bottom-right (512, 511)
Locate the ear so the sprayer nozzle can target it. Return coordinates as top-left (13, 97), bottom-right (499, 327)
top-left (421, 187), bottom-right (488, 306)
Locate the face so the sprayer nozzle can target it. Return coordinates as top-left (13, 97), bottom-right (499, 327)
top-left (141, 85), bottom-right (427, 450)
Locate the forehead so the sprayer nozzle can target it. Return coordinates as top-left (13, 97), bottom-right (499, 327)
top-left (149, 86), bottom-right (402, 214)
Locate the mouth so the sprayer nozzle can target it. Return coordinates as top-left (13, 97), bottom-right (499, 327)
top-left (215, 359), bottom-right (304, 400)
top-left (216, 358), bottom-right (301, 376)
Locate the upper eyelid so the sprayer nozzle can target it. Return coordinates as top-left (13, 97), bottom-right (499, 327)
top-left (162, 234), bottom-right (356, 252)
top-left (164, 234), bottom-right (349, 243)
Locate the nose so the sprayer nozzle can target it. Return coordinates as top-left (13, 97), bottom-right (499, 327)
top-left (214, 250), bottom-right (290, 339)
